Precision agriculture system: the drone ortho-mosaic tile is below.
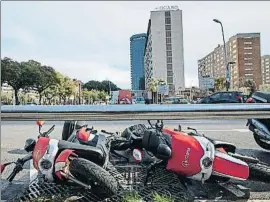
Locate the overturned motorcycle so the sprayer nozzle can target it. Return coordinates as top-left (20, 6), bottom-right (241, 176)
top-left (111, 120), bottom-right (270, 185)
top-left (63, 120), bottom-right (270, 187)
top-left (1, 120), bottom-right (119, 197)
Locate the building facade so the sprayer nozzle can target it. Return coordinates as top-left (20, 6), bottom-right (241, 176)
top-left (144, 6), bottom-right (185, 95)
top-left (130, 33), bottom-right (147, 90)
top-left (198, 33), bottom-right (262, 89)
top-left (262, 55), bottom-right (270, 84)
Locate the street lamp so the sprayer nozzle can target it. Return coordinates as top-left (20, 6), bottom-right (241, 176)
top-left (213, 18), bottom-right (230, 91)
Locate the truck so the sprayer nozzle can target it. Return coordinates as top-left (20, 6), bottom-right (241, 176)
top-left (118, 90), bottom-right (132, 104)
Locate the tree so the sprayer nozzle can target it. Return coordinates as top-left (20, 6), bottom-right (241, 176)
top-left (83, 80), bottom-right (121, 93)
top-left (89, 90), bottom-right (99, 103)
top-left (244, 80), bottom-right (257, 95)
top-left (52, 73), bottom-right (76, 104)
top-left (147, 78), bottom-right (159, 104)
top-left (214, 77), bottom-right (226, 91)
top-left (259, 84), bottom-right (270, 92)
top-left (82, 88), bottom-right (91, 104)
top-left (1, 92), bottom-right (12, 104)
top-left (1, 57), bottom-right (32, 105)
top-left (23, 60), bottom-right (59, 104)
top-left (98, 90), bottom-right (108, 101)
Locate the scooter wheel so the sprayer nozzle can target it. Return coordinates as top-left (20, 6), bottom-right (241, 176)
top-left (69, 158), bottom-right (119, 197)
top-left (62, 121), bottom-right (76, 141)
top-left (248, 162), bottom-right (270, 183)
top-left (253, 133), bottom-right (270, 151)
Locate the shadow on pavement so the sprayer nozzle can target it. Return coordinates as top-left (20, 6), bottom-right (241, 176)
top-left (7, 149), bottom-right (28, 155)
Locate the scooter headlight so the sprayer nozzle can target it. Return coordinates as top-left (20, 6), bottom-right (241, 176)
top-left (202, 157), bottom-right (213, 169)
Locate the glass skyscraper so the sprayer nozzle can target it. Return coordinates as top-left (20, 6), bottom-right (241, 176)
top-left (130, 33), bottom-right (147, 90)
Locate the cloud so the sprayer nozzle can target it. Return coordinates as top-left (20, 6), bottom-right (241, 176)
top-left (2, 1), bottom-right (270, 89)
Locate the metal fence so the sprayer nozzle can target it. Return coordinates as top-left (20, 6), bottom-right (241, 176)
top-left (1, 104), bottom-right (270, 121)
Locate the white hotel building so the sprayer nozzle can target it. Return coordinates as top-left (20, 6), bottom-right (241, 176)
top-left (144, 6), bottom-right (185, 95)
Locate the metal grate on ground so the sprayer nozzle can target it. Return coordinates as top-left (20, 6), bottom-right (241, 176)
top-left (9, 164), bottom-right (251, 202)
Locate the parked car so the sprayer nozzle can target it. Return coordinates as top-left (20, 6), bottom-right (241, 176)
top-left (197, 91), bottom-right (244, 104)
top-left (134, 97), bottom-right (145, 104)
top-left (161, 97), bottom-right (189, 104)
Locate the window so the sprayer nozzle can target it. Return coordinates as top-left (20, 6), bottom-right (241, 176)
top-left (165, 18), bottom-right (171, 24)
top-left (166, 31), bottom-right (171, 37)
top-left (244, 52), bottom-right (252, 55)
top-left (245, 73), bottom-right (253, 76)
top-left (166, 51), bottom-right (172, 57)
top-left (233, 44), bottom-right (237, 48)
top-left (167, 57), bottom-right (172, 63)
top-left (167, 76), bottom-right (173, 84)
top-left (244, 42), bottom-right (252, 45)
top-left (165, 25), bottom-right (171, 30)
top-left (167, 71), bottom-right (173, 76)
top-left (165, 11), bottom-right (171, 17)
top-left (166, 44), bottom-right (172, 50)
top-left (244, 58), bottom-right (252, 60)
top-left (245, 68), bottom-right (252, 71)
top-left (167, 64), bottom-right (173, 70)
top-left (210, 93), bottom-right (221, 100)
top-left (245, 63), bottom-right (253, 65)
top-left (166, 38), bottom-right (172, 44)
top-left (244, 47), bottom-right (252, 50)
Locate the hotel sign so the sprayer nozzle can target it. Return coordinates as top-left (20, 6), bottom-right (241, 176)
top-left (155, 6), bottom-right (179, 11)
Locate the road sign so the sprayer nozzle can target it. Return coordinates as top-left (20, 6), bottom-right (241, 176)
top-left (158, 85), bottom-right (169, 95)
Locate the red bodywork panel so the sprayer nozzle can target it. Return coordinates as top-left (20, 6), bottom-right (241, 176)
top-left (55, 149), bottom-right (78, 180)
top-left (213, 151), bottom-right (249, 180)
top-left (163, 128), bottom-right (204, 176)
top-left (32, 137), bottom-right (50, 170)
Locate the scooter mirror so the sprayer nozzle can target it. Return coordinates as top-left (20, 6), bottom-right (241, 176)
top-left (36, 120), bottom-right (45, 126)
top-left (24, 138), bottom-right (36, 152)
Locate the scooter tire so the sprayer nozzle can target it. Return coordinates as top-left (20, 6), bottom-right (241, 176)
top-left (248, 162), bottom-right (270, 183)
top-left (62, 121), bottom-right (76, 141)
top-left (253, 133), bottom-right (270, 151)
top-left (69, 158), bottom-right (119, 197)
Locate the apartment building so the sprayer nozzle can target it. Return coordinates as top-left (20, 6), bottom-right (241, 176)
top-left (144, 6), bottom-right (185, 95)
top-left (198, 33), bottom-right (262, 89)
top-left (262, 55), bottom-right (270, 84)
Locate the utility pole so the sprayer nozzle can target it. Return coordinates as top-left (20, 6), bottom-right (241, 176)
top-left (213, 19), bottom-right (230, 91)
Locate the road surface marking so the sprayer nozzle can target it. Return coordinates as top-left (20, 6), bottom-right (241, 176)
top-left (233, 129), bottom-right (250, 132)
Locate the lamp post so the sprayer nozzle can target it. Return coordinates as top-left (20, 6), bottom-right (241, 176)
top-left (213, 18), bottom-right (230, 91)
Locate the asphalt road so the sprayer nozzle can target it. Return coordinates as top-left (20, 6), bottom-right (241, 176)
top-left (1, 120), bottom-right (270, 201)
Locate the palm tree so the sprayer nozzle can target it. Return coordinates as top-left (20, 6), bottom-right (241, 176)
top-left (147, 78), bottom-right (158, 104)
top-left (157, 79), bottom-right (167, 103)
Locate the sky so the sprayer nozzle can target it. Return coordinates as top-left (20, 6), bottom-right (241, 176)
top-left (2, 1), bottom-right (270, 89)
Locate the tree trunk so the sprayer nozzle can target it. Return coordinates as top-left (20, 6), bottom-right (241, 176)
top-left (14, 89), bottom-right (19, 105)
top-left (39, 94), bottom-right (42, 105)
